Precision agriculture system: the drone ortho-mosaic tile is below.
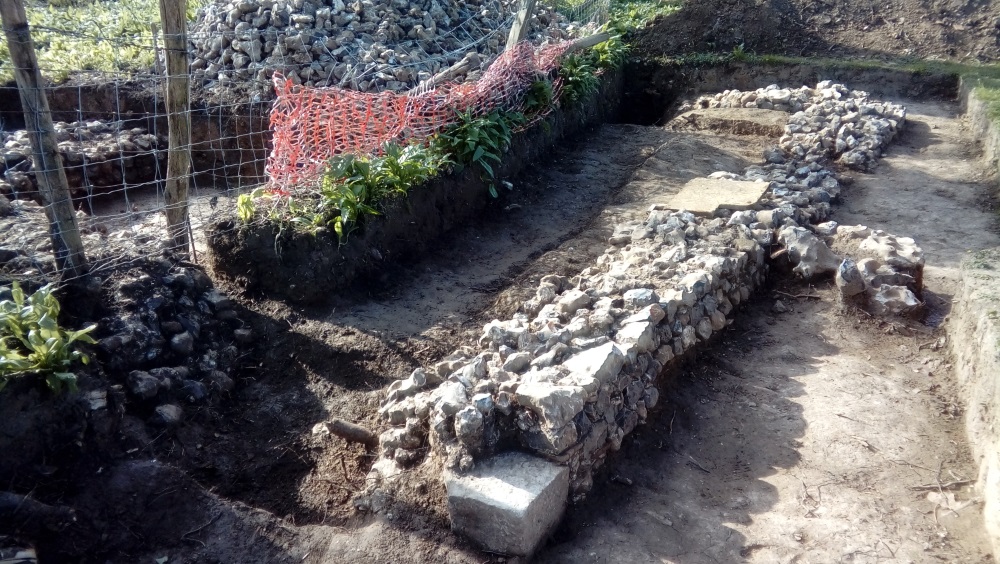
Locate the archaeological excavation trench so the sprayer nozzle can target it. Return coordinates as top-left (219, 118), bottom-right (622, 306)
top-left (183, 64), bottom-right (1000, 563)
top-left (6, 59), bottom-right (1000, 564)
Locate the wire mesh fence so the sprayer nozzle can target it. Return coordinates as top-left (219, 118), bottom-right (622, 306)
top-left (0, 0), bottom-right (608, 286)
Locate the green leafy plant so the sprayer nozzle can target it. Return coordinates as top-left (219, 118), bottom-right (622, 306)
top-left (433, 110), bottom-right (524, 197)
top-left (588, 33), bottom-right (630, 71)
top-left (558, 54), bottom-right (600, 108)
top-left (286, 141), bottom-right (449, 239)
top-left (0, 282), bottom-right (96, 393)
top-left (524, 79), bottom-right (555, 115)
top-left (609, 0), bottom-right (682, 32)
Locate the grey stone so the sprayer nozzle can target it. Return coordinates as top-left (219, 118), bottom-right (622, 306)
top-left (445, 452), bottom-right (569, 556)
top-left (170, 331), bottom-right (195, 356)
top-left (149, 404), bottom-right (184, 427)
top-left (435, 380), bottom-right (468, 416)
top-left (455, 405), bottom-right (484, 447)
top-left (178, 379), bottom-right (209, 403)
top-left (836, 258), bottom-right (866, 298)
top-left (560, 342), bottom-right (625, 385)
top-left (871, 285), bottom-right (923, 318)
top-left (615, 320), bottom-right (657, 353)
top-left (127, 370), bottom-right (160, 399)
top-left (623, 288), bottom-right (659, 308)
top-left (208, 370), bottom-right (236, 392)
top-left (778, 226), bottom-right (842, 279)
top-left (515, 383), bottom-right (585, 428)
top-left (556, 289), bottom-right (591, 314)
top-left (201, 288), bottom-right (233, 312)
top-left (696, 318), bottom-right (713, 341)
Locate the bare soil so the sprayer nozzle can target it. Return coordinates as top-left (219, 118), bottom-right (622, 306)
top-left (634, 0), bottom-right (1000, 62)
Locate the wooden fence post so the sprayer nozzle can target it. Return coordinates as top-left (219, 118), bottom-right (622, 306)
top-left (158, 0), bottom-right (192, 253)
top-left (505, 0), bottom-right (538, 50)
top-left (0, 0), bottom-right (88, 279)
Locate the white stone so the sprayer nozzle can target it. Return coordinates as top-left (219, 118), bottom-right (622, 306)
top-left (445, 452), bottom-right (569, 556)
top-left (561, 342), bottom-right (625, 385)
top-left (515, 383), bottom-right (586, 428)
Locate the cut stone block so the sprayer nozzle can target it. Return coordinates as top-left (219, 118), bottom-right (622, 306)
top-left (666, 177), bottom-right (769, 215)
top-left (445, 452), bottom-right (570, 556)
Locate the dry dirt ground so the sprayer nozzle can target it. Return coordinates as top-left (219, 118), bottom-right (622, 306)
top-left (635, 0), bottom-right (1000, 61)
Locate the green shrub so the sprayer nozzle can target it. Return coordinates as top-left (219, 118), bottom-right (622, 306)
top-left (558, 54), bottom-right (600, 108)
top-left (524, 79), bottom-right (555, 115)
top-left (0, 282), bottom-right (96, 393)
top-left (433, 110), bottom-right (524, 197)
top-left (588, 33), bottom-right (629, 71)
top-left (283, 141), bottom-right (449, 239)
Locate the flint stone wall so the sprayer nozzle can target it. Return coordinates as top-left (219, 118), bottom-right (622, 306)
top-left (368, 81), bottom-right (911, 506)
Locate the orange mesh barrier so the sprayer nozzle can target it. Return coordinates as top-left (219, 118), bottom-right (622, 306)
top-left (266, 41), bottom-right (572, 190)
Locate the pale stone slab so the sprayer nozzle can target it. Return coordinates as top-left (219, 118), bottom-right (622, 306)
top-left (667, 177), bottom-right (769, 215)
top-left (446, 452), bottom-right (569, 556)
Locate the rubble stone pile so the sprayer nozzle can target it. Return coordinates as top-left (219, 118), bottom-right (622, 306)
top-left (695, 83), bottom-right (907, 171)
top-left (187, 0), bottom-right (582, 91)
top-left (1, 121), bottom-right (166, 201)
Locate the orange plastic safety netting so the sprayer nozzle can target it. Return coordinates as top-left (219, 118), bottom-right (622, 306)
top-left (265, 40), bottom-right (572, 190)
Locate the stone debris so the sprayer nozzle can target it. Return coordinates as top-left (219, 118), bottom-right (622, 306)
top-left (692, 81), bottom-right (906, 172)
top-left (1, 121), bottom-right (166, 201)
top-left (188, 0), bottom-right (587, 91)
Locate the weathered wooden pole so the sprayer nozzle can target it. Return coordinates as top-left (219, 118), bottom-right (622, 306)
top-left (0, 0), bottom-right (88, 278)
top-left (158, 0), bottom-right (192, 253)
top-left (505, 0), bottom-right (538, 50)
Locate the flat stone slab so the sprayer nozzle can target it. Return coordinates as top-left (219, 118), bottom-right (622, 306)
top-left (666, 177), bottom-right (769, 215)
top-left (445, 451), bottom-right (569, 556)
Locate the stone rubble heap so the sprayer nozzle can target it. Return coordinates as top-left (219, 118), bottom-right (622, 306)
top-left (93, 260), bottom-right (250, 428)
top-left (695, 83), bottom-right (907, 171)
top-left (363, 82), bottom-right (925, 522)
top-left (188, 0), bottom-right (583, 91)
top-left (1, 121), bottom-right (166, 202)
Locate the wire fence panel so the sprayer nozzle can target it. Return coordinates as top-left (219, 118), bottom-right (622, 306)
top-left (0, 0), bottom-right (607, 285)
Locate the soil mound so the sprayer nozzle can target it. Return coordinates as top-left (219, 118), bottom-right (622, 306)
top-left (634, 0), bottom-right (1000, 61)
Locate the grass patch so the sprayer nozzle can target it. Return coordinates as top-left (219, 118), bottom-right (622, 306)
top-left (0, 0), bottom-right (204, 84)
top-left (608, 0), bottom-right (683, 32)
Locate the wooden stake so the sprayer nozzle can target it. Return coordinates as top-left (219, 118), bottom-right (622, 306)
top-left (505, 0), bottom-right (538, 50)
top-left (0, 0), bottom-right (87, 278)
top-left (158, 0), bottom-right (192, 253)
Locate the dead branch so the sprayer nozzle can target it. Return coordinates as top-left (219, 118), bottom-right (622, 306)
top-left (322, 418), bottom-right (379, 449)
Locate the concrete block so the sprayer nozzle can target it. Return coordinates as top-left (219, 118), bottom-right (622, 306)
top-left (445, 451), bottom-right (569, 556)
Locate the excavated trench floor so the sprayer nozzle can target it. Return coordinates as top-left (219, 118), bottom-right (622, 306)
top-left (111, 96), bottom-right (1000, 563)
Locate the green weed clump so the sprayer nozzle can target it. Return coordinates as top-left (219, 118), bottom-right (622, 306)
top-left (0, 282), bottom-right (96, 393)
top-left (433, 109), bottom-right (524, 198)
top-left (239, 141), bottom-right (451, 240)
